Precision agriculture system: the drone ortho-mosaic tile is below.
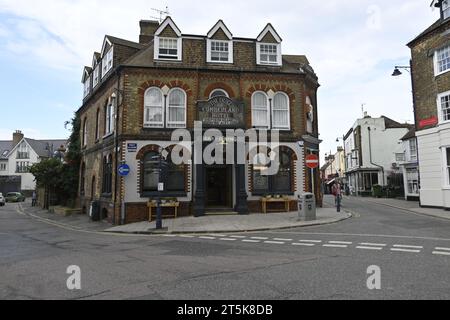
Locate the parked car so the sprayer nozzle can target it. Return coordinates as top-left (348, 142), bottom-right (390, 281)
top-left (0, 193), bottom-right (5, 206)
top-left (5, 192), bottom-right (26, 203)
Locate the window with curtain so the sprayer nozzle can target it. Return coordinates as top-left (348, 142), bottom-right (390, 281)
top-left (272, 93), bottom-right (290, 130)
top-left (252, 92), bottom-right (269, 128)
top-left (143, 152), bottom-right (159, 192)
top-left (144, 88), bottom-right (164, 128)
top-left (167, 88), bottom-right (186, 128)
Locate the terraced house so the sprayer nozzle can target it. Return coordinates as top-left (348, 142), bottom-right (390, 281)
top-left (408, 0), bottom-right (450, 210)
top-left (77, 17), bottom-right (321, 225)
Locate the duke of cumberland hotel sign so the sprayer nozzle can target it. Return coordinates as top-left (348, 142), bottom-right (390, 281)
top-left (197, 97), bottom-right (245, 129)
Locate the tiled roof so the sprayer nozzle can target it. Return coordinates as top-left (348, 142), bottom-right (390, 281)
top-left (382, 116), bottom-right (414, 129)
top-left (0, 139), bottom-right (67, 159)
top-left (105, 35), bottom-right (145, 50)
top-left (0, 141), bottom-right (12, 160)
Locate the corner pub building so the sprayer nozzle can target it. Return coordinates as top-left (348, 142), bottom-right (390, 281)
top-left (78, 17), bottom-right (321, 225)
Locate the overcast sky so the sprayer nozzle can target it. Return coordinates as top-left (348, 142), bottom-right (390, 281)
top-left (0, 0), bottom-right (439, 161)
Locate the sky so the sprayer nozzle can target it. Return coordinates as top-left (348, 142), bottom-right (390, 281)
top-left (0, 0), bottom-right (439, 161)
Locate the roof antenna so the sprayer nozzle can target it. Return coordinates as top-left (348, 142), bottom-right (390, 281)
top-left (150, 6), bottom-right (170, 23)
top-left (361, 103), bottom-right (366, 118)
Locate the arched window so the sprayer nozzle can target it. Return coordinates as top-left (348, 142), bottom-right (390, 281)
top-left (143, 152), bottom-right (159, 192)
top-left (80, 162), bottom-right (86, 195)
top-left (95, 109), bottom-right (100, 141)
top-left (209, 89), bottom-right (229, 99)
top-left (102, 155), bottom-right (113, 194)
top-left (252, 92), bottom-right (269, 128)
top-left (144, 88), bottom-right (164, 128)
top-left (272, 93), bottom-right (290, 130)
top-left (167, 88), bottom-right (186, 128)
top-left (83, 118), bottom-right (88, 146)
top-left (105, 99), bottom-right (115, 135)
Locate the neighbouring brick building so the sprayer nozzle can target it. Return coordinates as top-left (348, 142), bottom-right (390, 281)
top-left (407, 0), bottom-right (450, 210)
top-left (77, 17), bottom-right (321, 225)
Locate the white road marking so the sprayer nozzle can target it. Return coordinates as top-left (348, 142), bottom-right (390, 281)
top-left (210, 234), bottom-right (227, 237)
top-left (435, 247), bottom-right (450, 252)
top-left (292, 243), bottom-right (315, 247)
top-left (199, 236), bottom-right (216, 240)
top-left (298, 240), bottom-right (322, 243)
top-left (360, 243), bottom-right (387, 247)
top-left (390, 248), bottom-right (421, 253)
top-left (433, 251), bottom-right (450, 256)
top-left (273, 238), bottom-right (293, 242)
top-left (242, 240), bottom-right (261, 243)
top-left (163, 234), bottom-right (178, 237)
top-left (323, 244), bottom-right (348, 248)
top-left (329, 241), bottom-right (353, 245)
top-left (251, 237), bottom-right (269, 240)
top-left (356, 246), bottom-right (384, 251)
top-left (393, 245), bottom-right (423, 249)
top-left (219, 238), bottom-right (237, 241)
top-left (264, 241), bottom-right (285, 245)
top-left (230, 235), bottom-right (247, 239)
top-left (179, 235), bottom-right (195, 238)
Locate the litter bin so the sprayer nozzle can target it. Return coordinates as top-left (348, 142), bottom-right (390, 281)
top-left (90, 201), bottom-right (101, 222)
top-left (298, 193), bottom-right (316, 221)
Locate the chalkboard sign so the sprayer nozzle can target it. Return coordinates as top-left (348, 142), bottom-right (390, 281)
top-left (197, 97), bottom-right (245, 129)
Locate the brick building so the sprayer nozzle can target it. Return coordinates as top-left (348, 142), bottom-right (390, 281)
top-left (77, 17), bottom-right (321, 225)
top-left (407, 1), bottom-right (450, 210)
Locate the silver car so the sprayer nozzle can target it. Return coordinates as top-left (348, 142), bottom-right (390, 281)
top-left (0, 193), bottom-right (5, 206)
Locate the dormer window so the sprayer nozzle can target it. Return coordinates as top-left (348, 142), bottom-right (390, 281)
top-left (211, 41), bottom-right (229, 62)
top-left (443, 0), bottom-right (450, 19)
top-left (93, 65), bottom-right (100, 87)
top-left (260, 44), bottom-right (278, 65)
top-left (83, 76), bottom-right (91, 98)
top-left (154, 17), bottom-right (183, 61)
top-left (102, 47), bottom-right (114, 78)
top-left (206, 20), bottom-right (234, 64)
top-left (256, 24), bottom-right (283, 66)
top-left (158, 38), bottom-right (179, 60)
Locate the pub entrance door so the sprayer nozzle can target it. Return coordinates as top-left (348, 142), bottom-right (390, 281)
top-left (205, 165), bottom-right (233, 209)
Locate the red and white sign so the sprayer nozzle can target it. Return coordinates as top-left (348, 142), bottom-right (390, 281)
top-left (419, 117), bottom-right (438, 129)
top-left (305, 154), bottom-right (319, 169)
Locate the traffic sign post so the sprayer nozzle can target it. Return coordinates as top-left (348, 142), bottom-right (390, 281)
top-left (305, 154), bottom-right (319, 196)
top-left (118, 164), bottom-right (130, 177)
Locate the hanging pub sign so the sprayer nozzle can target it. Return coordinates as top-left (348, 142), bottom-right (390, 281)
top-left (197, 97), bottom-right (245, 129)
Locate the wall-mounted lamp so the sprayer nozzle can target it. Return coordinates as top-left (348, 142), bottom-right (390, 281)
top-left (392, 66), bottom-right (411, 77)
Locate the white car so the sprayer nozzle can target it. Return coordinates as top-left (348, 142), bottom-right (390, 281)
top-left (0, 193), bottom-right (5, 206)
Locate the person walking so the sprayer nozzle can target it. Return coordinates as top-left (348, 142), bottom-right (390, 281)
top-left (332, 182), bottom-right (342, 213)
top-left (32, 191), bottom-right (37, 207)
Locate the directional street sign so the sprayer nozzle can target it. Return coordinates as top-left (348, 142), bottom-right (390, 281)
top-left (118, 164), bottom-right (130, 177)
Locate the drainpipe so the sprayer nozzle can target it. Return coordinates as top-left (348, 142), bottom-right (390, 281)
top-left (367, 127), bottom-right (385, 186)
top-left (113, 69), bottom-right (123, 225)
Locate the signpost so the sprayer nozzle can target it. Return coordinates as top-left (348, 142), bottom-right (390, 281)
top-left (306, 154), bottom-right (319, 195)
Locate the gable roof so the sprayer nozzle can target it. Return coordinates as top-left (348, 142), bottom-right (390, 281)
top-left (207, 20), bottom-right (233, 39)
top-left (382, 116), bottom-right (414, 129)
top-left (257, 23), bottom-right (282, 43)
top-left (3, 138), bottom-right (68, 159)
top-left (92, 52), bottom-right (101, 67)
top-left (81, 66), bottom-right (92, 83)
top-left (106, 35), bottom-right (145, 50)
top-left (155, 16), bottom-right (182, 37)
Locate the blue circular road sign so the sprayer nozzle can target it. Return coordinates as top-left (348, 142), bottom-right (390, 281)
top-left (118, 164), bottom-right (130, 177)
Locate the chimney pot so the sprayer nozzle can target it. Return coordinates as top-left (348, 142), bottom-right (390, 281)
top-left (139, 20), bottom-right (160, 44)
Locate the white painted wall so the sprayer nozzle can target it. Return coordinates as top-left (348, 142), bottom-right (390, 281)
top-left (6, 140), bottom-right (40, 191)
top-left (416, 122), bottom-right (450, 208)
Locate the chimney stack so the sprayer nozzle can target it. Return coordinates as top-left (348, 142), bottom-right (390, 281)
top-left (139, 20), bottom-right (160, 44)
top-left (12, 130), bottom-right (24, 148)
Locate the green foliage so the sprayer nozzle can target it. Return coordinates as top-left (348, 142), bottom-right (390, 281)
top-left (30, 113), bottom-right (81, 207)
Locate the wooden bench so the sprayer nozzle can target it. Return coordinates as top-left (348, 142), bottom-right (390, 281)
top-left (147, 201), bottom-right (180, 222)
top-left (261, 198), bottom-right (291, 214)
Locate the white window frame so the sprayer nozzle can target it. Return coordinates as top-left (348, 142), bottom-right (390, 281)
top-left (154, 37), bottom-right (182, 61)
top-left (257, 43), bottom-right (282, 66)
top-left (443, 0), bottom-right (450, 19)
top-left (252, 91), bottom-right (270, 129)
top-left (207, 39), bottom-right (233, 64)
top-left (144, 87), bottom-right (164, 128)
top-left (443, 146), bottom-right (450, 188)
top-left (93, 65), bottom-right (100, 88)
top-left (409, 139), bottom-right (417, 162)
top-left (434, 45), bottom-right (450, 76)
top-left (83, 76), bottom-right (91, 98)
top-left (105, 101), bottom-right (115, 135)
top-left (437, 90), bottom-right (450, 124)
top-left (271, 92), bottom-right (291, 131)
top-left (209, 89), bottom-right (229, 99)
top-left (167, 88), bottom-right (187, 129)
top-left (102, 47), bottom-right (114, 78)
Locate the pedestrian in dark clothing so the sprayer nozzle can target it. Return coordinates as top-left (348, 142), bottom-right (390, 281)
top-left (32, 191), bottom-right (37, 207)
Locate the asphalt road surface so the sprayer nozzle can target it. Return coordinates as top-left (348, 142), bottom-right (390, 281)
top-left (1, 196), bottom-right (449, 300)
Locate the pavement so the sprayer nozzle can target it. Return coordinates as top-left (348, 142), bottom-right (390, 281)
top-left (19, 200), bottom-right (352, 234)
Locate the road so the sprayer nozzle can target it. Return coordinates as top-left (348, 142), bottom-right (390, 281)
top-left (1, 196), bottom-right (449, 300)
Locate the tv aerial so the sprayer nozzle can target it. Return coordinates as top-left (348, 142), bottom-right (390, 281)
top-left (150, 6), bottom-right (170, 23)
